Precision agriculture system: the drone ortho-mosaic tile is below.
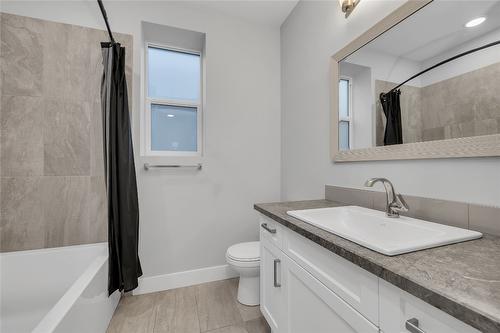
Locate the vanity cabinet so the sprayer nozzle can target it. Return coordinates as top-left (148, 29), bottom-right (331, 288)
top-left (379, 279), bottom-right (481, 333)
top-left (260, 215), bottom-right (378, 333)
top-left (259, 214), bottom-right (480, 333)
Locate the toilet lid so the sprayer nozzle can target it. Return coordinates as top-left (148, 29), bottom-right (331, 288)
top-left (227, 241), bottom-right (260, 262)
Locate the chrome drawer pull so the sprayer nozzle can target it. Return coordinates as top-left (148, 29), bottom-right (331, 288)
top-left (273, 259), bottom-right (281, 287)
top-left (406, 318), bottom-right (425, 333)
top-left (261, 223), bottom-right (276, 234)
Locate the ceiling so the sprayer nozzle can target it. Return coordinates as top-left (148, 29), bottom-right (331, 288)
top-left (361, 0), bottom-right (500, 63)
top-left (181, 0), bottom-right (299, 27)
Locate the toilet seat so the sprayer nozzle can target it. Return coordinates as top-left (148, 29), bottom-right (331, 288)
top-left (226, 241), bottom-right (260, 263)
top-left (226, 255), bottom-right (259, 268)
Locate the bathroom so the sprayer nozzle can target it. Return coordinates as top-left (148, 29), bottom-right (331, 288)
top-left (0, 0), bottom-right (499, 332)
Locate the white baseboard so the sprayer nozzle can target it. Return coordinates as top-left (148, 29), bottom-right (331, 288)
top-left (133, 264), bottom-right (239, 295)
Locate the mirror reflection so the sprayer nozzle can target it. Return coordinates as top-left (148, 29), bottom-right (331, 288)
top-left (338, 0), bottom-right (500, 150)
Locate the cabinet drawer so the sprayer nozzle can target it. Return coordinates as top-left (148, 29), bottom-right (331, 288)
top-left (379, 279), bottom-right (480, 333)
top-left (259, 215), bottom-right (284, 249)
top-left (283, 229), bottom-right (379, 325)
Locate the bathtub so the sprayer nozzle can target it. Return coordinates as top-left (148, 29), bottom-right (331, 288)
top-left (0, 243), bottom-right (120, 333)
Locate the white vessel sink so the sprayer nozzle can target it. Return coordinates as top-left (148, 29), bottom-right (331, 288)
top-left (287, 206), bottom-right (482, 256)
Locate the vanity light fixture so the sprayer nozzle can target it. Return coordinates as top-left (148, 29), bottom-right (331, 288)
top-left (465, 17), bottom-right (486, 28)
top-left (339, 0), bottom-right (360, 18)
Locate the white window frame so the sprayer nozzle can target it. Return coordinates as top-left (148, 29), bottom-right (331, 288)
top-left (339, 76), bottom-right (354, 150)
top-left (144, 42), bottom-right (203, 157)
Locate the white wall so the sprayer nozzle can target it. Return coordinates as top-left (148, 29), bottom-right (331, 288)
top-left (346, 48), bottom-right (422, 87)
top-left (421, 27), bottom-right (500, 86)
top-left (1, 1), bottom-right (281, 278)
top-left (281, 0), bottom-right (500, 206)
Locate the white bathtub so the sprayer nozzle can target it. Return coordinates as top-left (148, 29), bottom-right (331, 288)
top-left (0, 243), bottom-right (120, 333)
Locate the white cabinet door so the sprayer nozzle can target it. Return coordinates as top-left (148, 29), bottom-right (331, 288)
top-left (260, 237), bottom-right (285, 332)
top-left (284, 227), bottom-right (379, 324)
top-left (283, 255), bottom-right (379, 333)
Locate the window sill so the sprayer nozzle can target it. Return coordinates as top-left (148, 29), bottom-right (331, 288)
top-left (139, 155), bottom-right (203, 168)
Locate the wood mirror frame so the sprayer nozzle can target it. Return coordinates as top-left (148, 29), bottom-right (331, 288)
top-left (331, 0), bottom-right (500, 162)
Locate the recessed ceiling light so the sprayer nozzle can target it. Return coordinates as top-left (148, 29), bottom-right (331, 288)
top-left (465, 17), bottom-right (486, 28)
top-left (167, 114), bottom-right (175, 118)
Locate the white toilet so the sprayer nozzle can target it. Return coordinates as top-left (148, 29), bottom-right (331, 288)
top-left (226, 241), bottom-right (260, 306)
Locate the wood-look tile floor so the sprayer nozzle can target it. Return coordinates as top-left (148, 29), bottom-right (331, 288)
top-left (107, 278), bottom-right (271, 333)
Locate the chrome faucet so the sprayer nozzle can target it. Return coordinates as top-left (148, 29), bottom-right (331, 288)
top-left (364, 178), bottom-right (409, 218)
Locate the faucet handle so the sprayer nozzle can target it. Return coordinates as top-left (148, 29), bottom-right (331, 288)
top-left (393, 194), bottom-right (409, 213)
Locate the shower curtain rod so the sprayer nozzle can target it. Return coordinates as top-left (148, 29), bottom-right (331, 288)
top-left (97, 0), bottom-right (115, 44)
top-left (380, 39), bottom-right (500, 98)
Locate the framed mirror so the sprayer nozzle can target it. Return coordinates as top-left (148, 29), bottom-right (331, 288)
top-left (331, 0), bottom-right (500, 162)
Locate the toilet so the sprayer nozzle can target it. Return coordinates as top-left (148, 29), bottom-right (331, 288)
top-left (226, 241), bottom-right (260, 306)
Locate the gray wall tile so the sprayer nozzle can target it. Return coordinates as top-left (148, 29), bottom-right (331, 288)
top-left (0, 13), bottom-right (132, 252)
top-left (474, 119), bottom-right (498, 136)
top-left (42, 176), bottom-right (90, 246)
top-left (422, 127), bottom-right (445, 142)
top-left (88, 29), bottom-right (108, 102)
top-left (1, 96), bottom-right (44, 176)
top-left (42, 19), bottom-right (70, 100)
top-left (372, 190), bottom-right (388, 212)
top-left (0, 13), bottom-right (43, 96)
top-left (43, 99), bottom-right (90, 176)
top-left (90, 100), bottom-right (104, 177)
top-left (401, 195), bottom-right (468, 229)
top-left (325, 185), bottom-right (373, 208)
top-left (66, 25), bottom-right (91, 103)
top-left (89, 176), bottom-right (107, 243)
top-left (469, 204), bottom-right (500, 236)
top-left (1, 177), bottom-right (45, 251)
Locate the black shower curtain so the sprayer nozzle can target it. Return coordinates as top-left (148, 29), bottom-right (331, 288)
top-left (101, 42), bottom-right (142, 295)
top-left (380, 90), bottom-right (403, 146)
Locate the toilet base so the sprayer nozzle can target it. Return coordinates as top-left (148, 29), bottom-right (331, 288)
top-left (237, 275), bottom-right (260, 306)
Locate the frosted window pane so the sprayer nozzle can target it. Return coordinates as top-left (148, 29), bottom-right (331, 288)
top-left (339, 79), bottom-right (349, 118)
top-left (148, 47), bottom-right (200, 101)
top-left (339, 121), bottom-right (349, 150)
top-left (151, 104), bottom-right (197, 152)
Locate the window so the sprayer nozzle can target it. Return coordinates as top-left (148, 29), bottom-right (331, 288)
top-left (145, 45), bottom-right (202, 156)
top-left (338, 77), bottom-right (352, 150)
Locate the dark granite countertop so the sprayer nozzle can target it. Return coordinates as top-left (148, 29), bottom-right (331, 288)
top-left (254, 200), bottom-right (500, 333)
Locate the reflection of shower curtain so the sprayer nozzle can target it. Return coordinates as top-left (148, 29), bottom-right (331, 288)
top-left (101, 42), bottom-right (142, 295)
top-left (380, 90), bottom-right (403, 145)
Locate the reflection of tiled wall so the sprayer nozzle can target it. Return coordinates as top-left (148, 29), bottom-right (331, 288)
top-left (0, 13), bottom-right (133, 252)
top-left (375, 80), bottom-right (423, 146)
top-left (420, 62), bottom-right (500, 141)
top-left (375, 62), bottom-right (500, 145)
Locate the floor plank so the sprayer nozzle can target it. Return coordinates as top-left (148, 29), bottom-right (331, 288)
top-left (204, 325), bottom-right (248, 333)
top-left (106, 278), bottom-right (269, 333)
top-left (227, 278), bottom-right (262, 322)
top-left (107, 292), bottom-right (157, 333)
top-left (195, 279), bottom-right (244, 332)
top-left (244, 317), bottom-right (271, 333)
top-left (154, 286), bottom-right (200, 333)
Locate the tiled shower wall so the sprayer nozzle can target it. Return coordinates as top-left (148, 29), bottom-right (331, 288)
top-left (0, 13), bottom-right (132, 252)
top-left (375, 61), bottom-right (500, 145)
